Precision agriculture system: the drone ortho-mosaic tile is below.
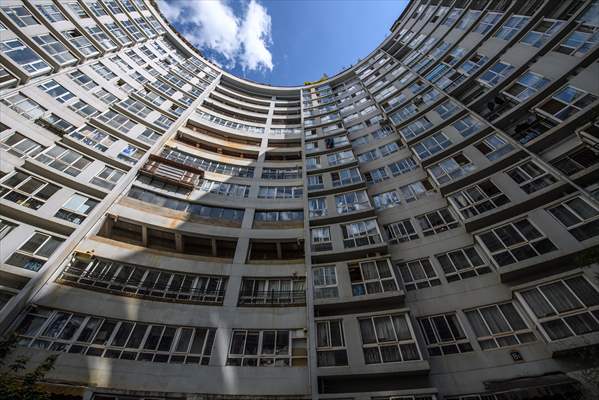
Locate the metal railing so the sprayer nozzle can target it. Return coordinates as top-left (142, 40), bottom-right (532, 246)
top-left (58, 265), bottom-right (226, 304)
top-left (237, 290), bottom-right (306, 306)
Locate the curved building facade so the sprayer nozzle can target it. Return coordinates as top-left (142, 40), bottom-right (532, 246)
top-left (0, 0), bottom-right (598, 399)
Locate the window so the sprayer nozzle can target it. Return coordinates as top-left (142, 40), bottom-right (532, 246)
top-left (119, 98), bottom-right (152, 118)
top-left (128, 188), bottom-right (244, 223)
top-left (399, 117), bottom-right (433, 141)
top-left (473, 11), bottom-right (503, 34)
top-left (97, 111), bottom-right (137, 134)
top-left (413, 132), bottom-right (452, 160)
top-left (520, 19), bottom-right (565, 48)
top-left (66, 2), bottom-right (89, 18)
top-left (316, 320), bottom-right (347, 366)
top-left (517, 275), bottom-right (599, 341)
top-left (313, 266), bottom-right (338, 299)
top-left (305, 156), bottom-right (320, 171)
top-left (552, 146), bottom-right (599, 176)
top-left (436, 246), bottom-right (492, 282)
top-left (466, 302), bottom-right (535, 350)
top-left (106, 23), bottom-right (131, 45)
top-left (104, 0), bottom-right (124, 14)
top-left (1, 93), bottom-right (46, 120)
top-left (335, 190), bottom-right (370, 214)
top-left (536, 85), bottom-right (597, 122)
top-left (506, 160), bottom-right (557, 194)
top-left (503, 71), bottom-right (550, 102)
top-left (548, 196), bottom-right (599, 241)
top-left (380, 142), bottom-right (402, 158)
top-left (494, 15), bottom-right (530, 41)
top-left (327, 150), bottom-right (354, 166)
top-left (38, 80), bottom-right (75, 104)
top-left (257, 186), bottom-right (302, 199)
top-left (460, 53), bottom-right (489, 76)
top-left (351, 135), bottom-right (369, 146)
top-left (1, 132), bottom-right (45, 158)
top-left (396, 258), bottom-right (440, 291)
top-left (38, 113), bottom-right (75, 135)
top-left (0, 171), bottom-right (60, 210)
top-left (435, 100), bottom-right (460, 120)
top-left (428, 154), bottom-right (475, 185)
top-left (418, 313), bottom-right (473, 356)
top-left (372, 126), bottom-right (394, 140)
top-left (121, 20), bottom-right (145, 41)
top-left (478, 61), bottom-right (515, 87)
top-left (69, 71), bottom-right (98, 91)
top-left (349, 259), bottom-right (398, 296)
top-left (452, 114), bottom-right (484, 138)
top-left (388, 157), bottom-right (418, 177)
top-left (90, 62), bottom-right (117, 81)
top-left (1, 6), bottom-right (39, 27)
top-left (554, 25), bottom-right (599, 56)
top-left (16, 307), bottom-right (216, 364)
top-left (390, 103), bottom-right (418, 124)
top-left (36, 146), bottom-right (91, 177)
top-left (416, 208), bottom-right (459, 236)
top-left (239, 278), bottom-right (305, 305)
top-left (386, 219), bottom-right (419, 243)
top-left (477, 218), bottom-right (557, 266)
top-left (62, 30), bottom-right (98, 56)
top-left (54, 194), bottom-right (99, 225)
top-left (475, 134), bottom-right (515, 161)
top-left (226, 330), bottom-right (294, 366)
top-left (341, 219), bottom-right (382, 248)
top-left (90, 166), bottom-right (125, 190)
top-left (162, 147), bottom-right (254, 178)
top-left (135, 17), bottom-right (156, 37)
top-left (85, 26), bottom-right (117, 51)
top-left (0, 39), bottom-right (50, 74)
top-left (358, 149), bottom-right (379, 163)
top-left (0, 219), bottom-right (17, 241)
top-left (449, 180), bottom-right (510, 219)
top-left (36, 4), bottom-right (66, 22)
top-left (332, 167), bottom-right (362, 187)
top-left (442, 8), bottom-right (461, 26)
top-left (153, 115), bottom-right (174, 130)
top-left (308, 197), bottom-right (327, 217)
top-left (32, 34), bottom-right (76, 65)
top-left (5, 232), bottom-right (64, 271)
top-left (261, 167), bottom-right (301, 180)
top-left (307, 175), bottom-right (324, 190)
top-left (87, 2), bottom-right (108, 17)
top-left (254, 210), bottom-right (303, 224)
top-left (359, 314), bottom-right (421, 364)
top-left (311, 227), bottom-right (332, 252)
top-left (69, 100), bottom-right (100, 118)
top-left (197, 180), bottom-right (249, 198)
top-left (373, 190), bottom-right (401, 210)
top-left (399, 181), bottom-right (433, 203)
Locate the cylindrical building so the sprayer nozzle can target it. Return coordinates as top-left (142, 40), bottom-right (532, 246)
top-left (0, 1), bottom-right (598, 399)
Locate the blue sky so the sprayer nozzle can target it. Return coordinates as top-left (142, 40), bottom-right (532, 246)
top-left (157, 0), bottom-right (408, 86)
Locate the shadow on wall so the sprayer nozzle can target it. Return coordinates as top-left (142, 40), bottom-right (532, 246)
top-left (10, 153), bottom-right (309, 397)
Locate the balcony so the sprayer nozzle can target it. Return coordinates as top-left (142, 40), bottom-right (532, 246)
top-left (140, 154), bottom-right (203, 189)
top-left (238, 290), bottom-right (306, 306)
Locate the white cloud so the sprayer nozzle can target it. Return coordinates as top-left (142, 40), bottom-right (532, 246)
top-left (157, 0), bottom-right (274, 72)
top-left (238, 0), bottom-right (273, 71)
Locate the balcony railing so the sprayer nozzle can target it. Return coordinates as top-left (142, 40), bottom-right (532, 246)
top-left (58, 263), bottom-right (226, 305)
top-left (238, 290), bottom-right (306, 306)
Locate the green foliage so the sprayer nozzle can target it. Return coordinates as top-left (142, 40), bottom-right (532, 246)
top-left (304, 73), bottom-right (329, 86)
top-left (0, 335), bottom-right (58, 400)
